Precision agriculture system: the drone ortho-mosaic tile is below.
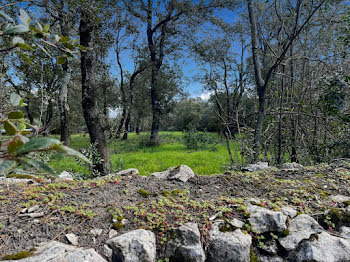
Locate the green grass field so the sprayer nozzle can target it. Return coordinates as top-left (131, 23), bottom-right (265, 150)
top-left (49, 131), bottom-right (242, 176)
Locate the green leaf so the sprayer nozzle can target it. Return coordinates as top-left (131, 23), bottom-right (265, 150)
top-left (43, 24), bottom-right (50, 33)
top-left (66, 43), bottom-right (75, 50)
top-left (16, 137), bottom-right (61, 155)
top-left (57, 56), bottom-right (67, 65)
top-left (0, 10), bottom-right (15, 23)
top-left (7, 139), bottom-right (23, 154)
top-left (77, 44), bottom-right (89, 51)
top-left (19, 9), bottom-right (31, 25)
top-left (4, 120), bottom-right (17, 135)
top-left (0, 160), bottom-right (16, 173)
top-left (21, 159), bottom-right (55, 175)
top-left (59, 36), bottom-right (70, 43)
top-left (17, 43), bottom-right (34, 50)
top-left (8, 111), bottom-right (24, 119)
top-left (10, 93), bottom-right (22, 106)
top-left (57, 144), bottom-right (92, 164)
top-left (19, 122), bottom-right (27, 131)
top-left (18, 52), bottom-right (33, 65)
top-left (4, 24), bottom-right (29, 34)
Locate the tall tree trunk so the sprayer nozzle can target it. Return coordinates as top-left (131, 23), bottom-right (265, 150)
top-left (150, 67), bottom-right (161, 144)
top-left (43, 98), bottom-right (54, 136)
top-left (289, 43), bottom-right (298, 162)
top-left (122, 112), bottom-right (130, 140)
top-left (58, 2), bottom-right (71, 146)
top-left (115, 43), bottom-right (126, 139)
top-left (80, 10), bottom-right (109, 175)
top-left (277, 64), bottom-right (285, 164)
top-left (25, 100), bottom-right (34, 125)
top-left (59, 62), bottom-right (71, 145)
top-left (122, 66), bottom-right (145, 140)
top-left (116, 108), bottom-right (127, 139)
top-left (135, 116), bottom-right (141, 135)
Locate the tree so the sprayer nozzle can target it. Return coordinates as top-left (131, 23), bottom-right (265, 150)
top-left (122, 0), bottom-right (232, 144)
top-left (79, 4), bottom-right (109, 174)
top-left (247, 0), bottom-right (326, 161)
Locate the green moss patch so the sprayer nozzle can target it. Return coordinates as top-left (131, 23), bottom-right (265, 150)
top-left (1, 250), bottom-right (34, 260)
top-left (138, 189), bottom-right (151, 197)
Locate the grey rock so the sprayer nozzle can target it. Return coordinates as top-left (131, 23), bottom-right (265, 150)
top-left (340, 226), bottom-right (350, 239)
top-left (165, 222), bottom-right (205, 262)
top-left (108, 229), bottom-right (118, 239)
top-left (258, 255), bottom-right (284, 262)
top-left (103, 244), bottom-right (113, 261)
top-left (89, 228), bottom-right (103, 237)
top-left (117, 168), bottom-right (139, 176)
top-left (151, 165), bottom-right (195, 182)
top-left (27, 205), bottom-right (40, 213)
top-left (329, 195), bottom-right (350, 204)
top-left (207, 221), bottom-right (252, 262)
top-left (243, 162), bottom-right (270, 172)
top-left (281, 162), bottom-right (303, 171)
top-left (58, 171), bottom-right (73, 181)
top-left (229, 218), bottom-right (245, 228)
top-left (288, 232), bottom-right (350, 262)
top-left (281, 207), bottom-right (297, 218)
top-left (65, 233), bottom-right (79, 246)
top-left (260, 239), bottom-right (279, 255)
top-left (0, 177), bottom-right (34, 184)
top-left (248, 205), bottom-right (287, 233)
top-left (19, 212), bottom-right (44, 218)
top-left (279, 214), bottom-right (323, 251)
top-left (1, 241), bottom-right (106, 262)
top-left (107, 229), bottom-right (156, 262)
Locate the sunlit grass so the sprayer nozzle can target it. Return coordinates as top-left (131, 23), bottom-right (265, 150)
top-left (49, 131), bottom-right (241, 176)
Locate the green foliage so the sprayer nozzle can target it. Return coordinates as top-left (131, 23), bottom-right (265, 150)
top-left (49, 132), bottom-right (240, 176)
top-left (183, 128), bottom-right (216, 150)
top-left (0, 8), bottom-right (90, 176)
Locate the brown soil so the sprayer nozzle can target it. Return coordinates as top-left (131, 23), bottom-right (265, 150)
top-left (0, 163), bottom-right (349, 259)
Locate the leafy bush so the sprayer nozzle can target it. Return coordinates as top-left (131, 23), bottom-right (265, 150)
top-left (0, 8), bottom-right (90, 176)
top-left (183, 129), bottom-right (215, 150)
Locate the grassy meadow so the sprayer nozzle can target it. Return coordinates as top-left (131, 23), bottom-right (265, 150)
top-left (49, 131), bottom-right (241, 176)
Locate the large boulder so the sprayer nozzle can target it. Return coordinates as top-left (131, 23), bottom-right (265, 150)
top-left (329, 195), bottom-right (350, 204)
top-left (340, 226), bottom-right (350, 239)
top-left (117, 168), bottom-right (139, 177)
top-left (279, 214), bottom-right (323, 251)
top-left (106, 229), bottom-right (156, 262)
top-left (280, 162), bottom-right (303, 171)
top-left (58, 171), bottom-right (74, 181)
top-left (248, 205), bottom-right (287, 233)
top-left (151, 165), bottom-right (195, 182)
top-left (288, 232), bottom-right (350, 262)
top-left (165, 222), bottom-right (205, 262)
top-left (281, 207), bottom-right (297, 219)
top-left (243, 162), bottom-right (271, 172)
top-left (1, 241), bottom-right (106, 262)
top-left (207, 221), bottom-right (252, 262)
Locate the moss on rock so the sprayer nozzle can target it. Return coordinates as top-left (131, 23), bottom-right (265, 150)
top-left (138, 189), bottom-right (151, 198)
top-left (1, 250), bottom-right (34, 260)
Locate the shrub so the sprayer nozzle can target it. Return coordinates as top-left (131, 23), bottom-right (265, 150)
top-left (183, 129), bottom-right (215, 150)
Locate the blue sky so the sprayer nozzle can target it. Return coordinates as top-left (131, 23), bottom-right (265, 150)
top-left (105, 5), bottom-right (242, 99)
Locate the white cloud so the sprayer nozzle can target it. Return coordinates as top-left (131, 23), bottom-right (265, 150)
top-left (199, 91), bottom-right (213, 101)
